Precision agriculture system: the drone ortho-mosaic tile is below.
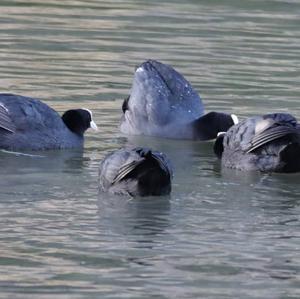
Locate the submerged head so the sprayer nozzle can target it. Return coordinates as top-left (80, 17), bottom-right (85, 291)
top-left (62, 108), bottom-right (98, 136)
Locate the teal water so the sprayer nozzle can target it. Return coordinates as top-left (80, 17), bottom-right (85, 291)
top-left (0, 1), bottom-right (300, 298)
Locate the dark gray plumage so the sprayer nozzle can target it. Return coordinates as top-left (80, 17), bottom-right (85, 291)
top-left (214, 113), bottom-right (300, 172)
top-left (99, 147), bottom-right (173, 196)
top-left (0, 93), bottom-right (97, 150)
top-left (120, 59), bottom-right (237, 140)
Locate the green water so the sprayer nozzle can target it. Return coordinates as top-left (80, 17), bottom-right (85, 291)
top-left (0, 1), bottom-right (300, 298)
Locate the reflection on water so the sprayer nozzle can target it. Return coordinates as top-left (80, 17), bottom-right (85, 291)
top-left (0, 149), bottom-right (87, 203)
top-left (98, 194), bottom-right (171, 244)
top-left (1, 0), bottom-right (300, 298)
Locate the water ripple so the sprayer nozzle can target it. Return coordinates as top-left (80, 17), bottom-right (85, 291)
top-left (1, 0), bottom-right (300, 298)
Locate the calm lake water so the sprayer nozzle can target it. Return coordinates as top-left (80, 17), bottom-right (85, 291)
top-left (0, 0), bottom-right (300, 298)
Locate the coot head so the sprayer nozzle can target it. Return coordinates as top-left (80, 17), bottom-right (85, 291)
top-left (62, 108), bottom-right (98, 136)
top-left (213, 132), bottom-right (226, 159)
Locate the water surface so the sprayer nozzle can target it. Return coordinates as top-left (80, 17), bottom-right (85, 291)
top-left (0, 1), bottom-right (300, 298)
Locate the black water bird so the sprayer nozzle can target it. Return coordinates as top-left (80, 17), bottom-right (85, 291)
top-left (99, 147), bottom-right (173, 196)
top-left (120, 60), bottom-right (238, 140)
top-left (214, 113), bottom-right (300, 172)
top-left (0, 93), bottom-right (97, 150)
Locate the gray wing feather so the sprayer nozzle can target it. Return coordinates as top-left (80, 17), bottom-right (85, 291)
top-left (112, 159), bottom-right (144, 184)
top-left (246, 126), bottom-right (298, 153)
